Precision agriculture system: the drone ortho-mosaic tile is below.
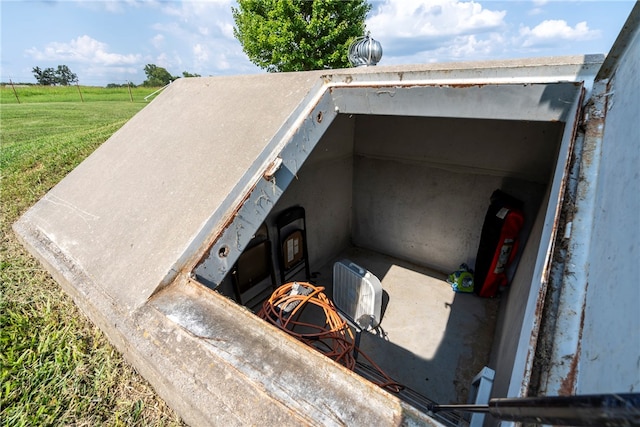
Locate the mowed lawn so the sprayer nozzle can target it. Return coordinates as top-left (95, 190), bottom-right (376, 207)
top-left (1, 86), bottom-right (184, 426)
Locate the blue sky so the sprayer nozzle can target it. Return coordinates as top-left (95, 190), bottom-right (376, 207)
top-left (1, 1), bottom-right (636, 86)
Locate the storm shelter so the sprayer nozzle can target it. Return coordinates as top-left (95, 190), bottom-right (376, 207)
top-left (192, 76), bottom-right (584, 411)
top-left (14, 25), bottom-right (640, 427)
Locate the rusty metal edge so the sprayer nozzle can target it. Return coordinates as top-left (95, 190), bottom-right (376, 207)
top-left (536, 80), bottom-right (610, 396)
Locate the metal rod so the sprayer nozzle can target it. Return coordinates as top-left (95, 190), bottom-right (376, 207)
top-left (127, 81), bottom-right (133, 102)
top-left (429, 404), bottom-right (490, 413)
top-left (144, 82), bottom-right (171, 101)
top-left (428, 393), bottom-right (640, 426)
top-left (76, 81), bottom-right (84, 102)
top-left (10, 78), bottom-right (20, 103)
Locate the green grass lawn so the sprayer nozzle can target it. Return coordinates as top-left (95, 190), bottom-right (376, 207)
top-left (1, 84), bottom-right (161, 104)
top-left (1, 88), bottom-right (184, 426)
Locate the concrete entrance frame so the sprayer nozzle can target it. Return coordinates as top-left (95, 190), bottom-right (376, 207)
top-left (13, 8), bottom-right (639, 424)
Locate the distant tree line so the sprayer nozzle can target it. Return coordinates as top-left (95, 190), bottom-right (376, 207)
top-left (32, 65), bottom-right (78, 86)
top-left (31, 64), bottom-right (201, 87)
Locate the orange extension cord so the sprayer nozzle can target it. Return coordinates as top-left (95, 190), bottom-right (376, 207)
top-left (257, 282), bottom-right (403, 393)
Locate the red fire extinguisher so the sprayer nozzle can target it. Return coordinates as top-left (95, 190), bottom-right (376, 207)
top-left (474, 190), bottom-right (525, 298)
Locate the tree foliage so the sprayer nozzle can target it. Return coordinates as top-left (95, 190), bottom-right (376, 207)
top-left (32, 65), bottom-right (78, 86)
top-left (106, 82), bottom-right (137, 88)
top-left (32, 67), bottom-right (55, 86)
top-left (55, 65), bottom-right (78, 85)
top-left (232, 0), bottom-right (371, 72)
top-left (142, 64), bottom-right (178, 87)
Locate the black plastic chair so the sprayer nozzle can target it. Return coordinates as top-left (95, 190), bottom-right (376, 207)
top-left (231, 224), bottom-right (276, 305)
top-left (276, 206), bottom-right (311, 285)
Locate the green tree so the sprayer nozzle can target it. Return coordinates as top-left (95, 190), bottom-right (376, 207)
top-left (232, 0), bottom-right (371, 72)
top-left (182, 71), bottom-right (201, 78)
top-left (142, 64), bottom-right (177, 87)
top-left (55, 65), bottom-right (78, 85)
top-left (32, 65), bottom-right (78, 85)
top-left (32, 67), bottom-right (56, 85)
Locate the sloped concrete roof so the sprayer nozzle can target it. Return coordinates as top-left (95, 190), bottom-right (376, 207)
top-left (14, 71), bottom-right (327, 310)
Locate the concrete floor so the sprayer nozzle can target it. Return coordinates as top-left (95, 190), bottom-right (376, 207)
top-left (309, 247), bottom-right (500, 407)
top-left (235, 245), bottom-right (500, 411)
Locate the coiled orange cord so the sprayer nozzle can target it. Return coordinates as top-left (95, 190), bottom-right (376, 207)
top-left (257, 282), bottom-right (403, 393)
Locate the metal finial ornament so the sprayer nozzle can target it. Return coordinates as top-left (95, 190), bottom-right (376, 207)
top-left (348, 32), bottom-right (383, 67)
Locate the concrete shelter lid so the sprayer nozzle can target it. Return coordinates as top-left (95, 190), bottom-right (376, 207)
top-left (13, 56), bottom-right (601, 311)
top-left (14, 71), bottom-right (325, 310)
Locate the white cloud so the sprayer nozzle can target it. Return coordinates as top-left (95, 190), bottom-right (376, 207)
top-left (160, 0), bottom-right (235, 37)
top-left (528, 8), bottom-right (544, 16)
top-left (155, 52), bottom-right (171, 69)
top-left (367, 0), bottom-right (506, 57)
top-left (151, 21), bottom-right (187, 38)
top-left (212, 52), bottom-right (232, 71)
top-left (520, 19), bottom-right (601, 47)
top-left (368, 0), bottom-right (506, 38)
top-left (193, 43), bottom-right (209, 63)
top-left (220, 21), bottom-right (235, 39)
top-left (446, 32), bottom-right (506, 59)
top-left (381, 31), bottom-right (506, 65)
top-left (23, 32), bottom-right (149, 84)
top-left (147, 0), bottom-right (256, 75)
top-left (151, 34), bottom-right (165, 50)
top-left (26, 35), bottom-right (140, 65)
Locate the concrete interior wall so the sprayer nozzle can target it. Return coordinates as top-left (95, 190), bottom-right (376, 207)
top-left (266, 114), bottom-right (562, 278)
top-left (220, 112), bottom-right (567, 402)
top-left (272, 114), bottom-right (356, 270)
top-left (213, 113), bottom-right (563, 302)
top-left (352, 115), bottom-right (559, 274)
